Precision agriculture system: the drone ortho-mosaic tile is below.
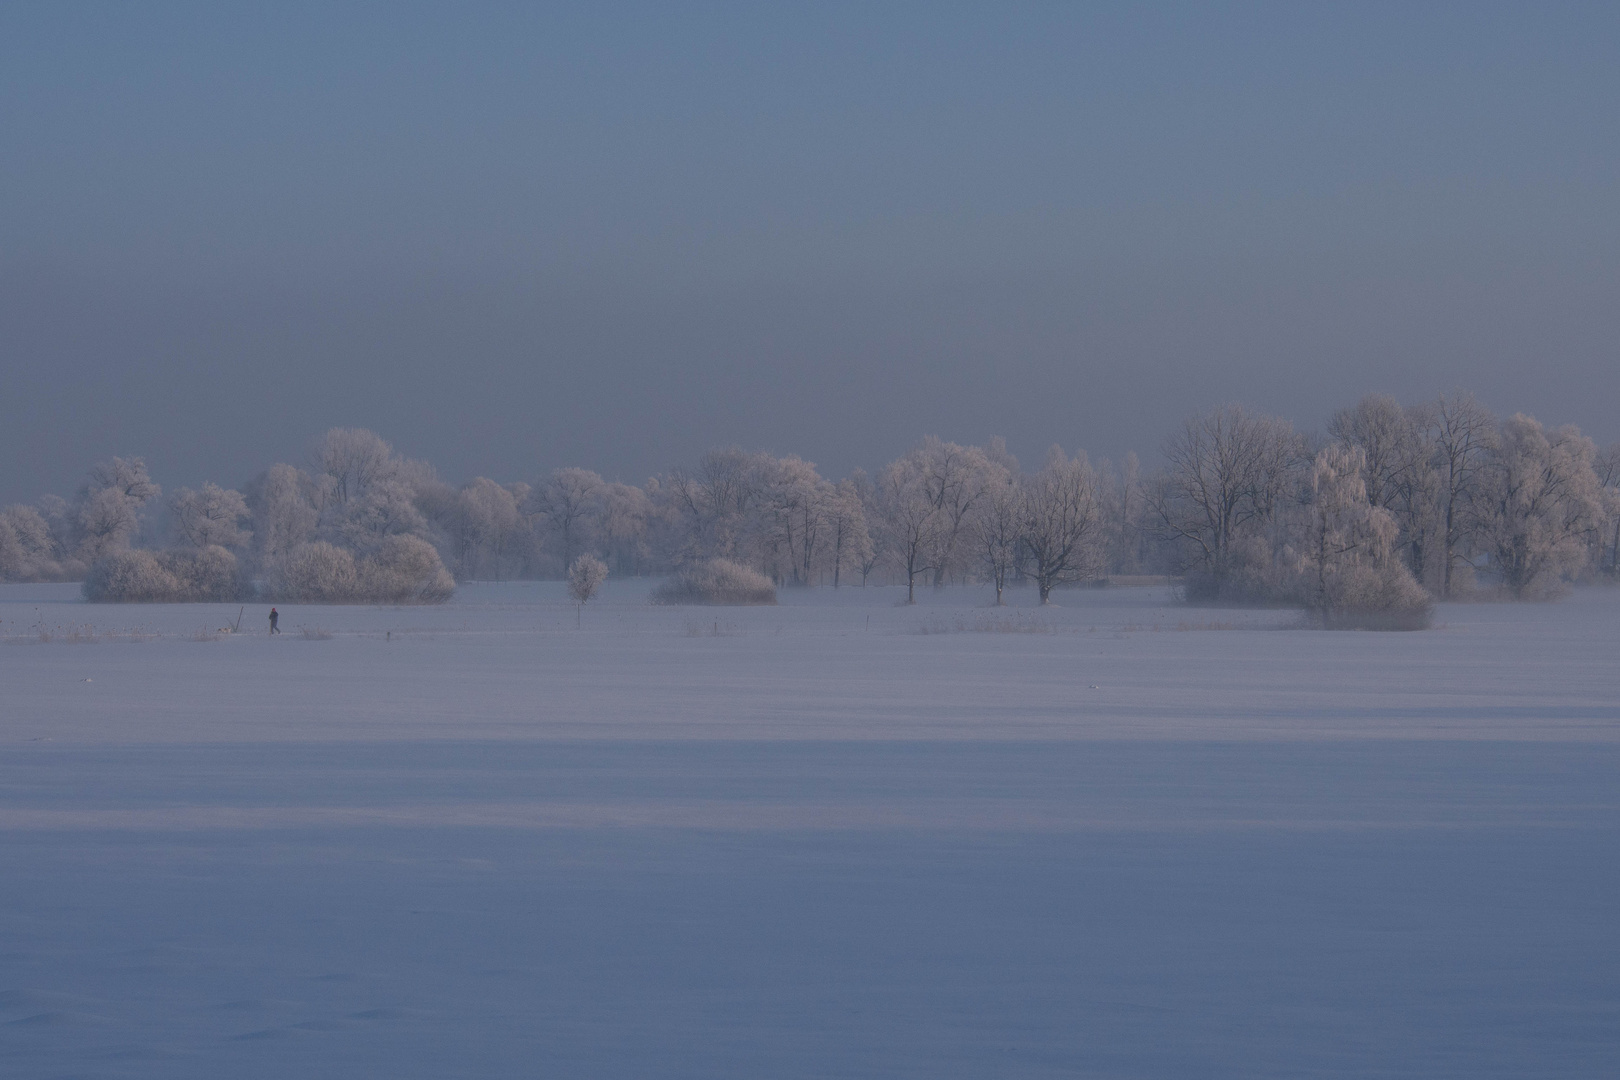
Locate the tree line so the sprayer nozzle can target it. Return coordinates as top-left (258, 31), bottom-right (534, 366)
top-left (2, 392), bottom-right (1617, 613)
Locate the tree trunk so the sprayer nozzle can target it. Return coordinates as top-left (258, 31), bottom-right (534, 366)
top-left (1315, 515), bottom-right (1330, 623)
top-left (1441, 496), bottom-right (1455, 599)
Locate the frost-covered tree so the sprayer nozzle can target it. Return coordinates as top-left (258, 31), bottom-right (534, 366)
top-left (824, 478), bottom-right (872, 589)
top-left (331, 476), bottom-right (429, 554)
top-left (973, 464), bottom-right (1022, 604)
top-left (245, 464), bottom-right (320, 574)
top-left (1151, 406), bottom-right (1301, 600)
top-left (307, 429), bottom-right (432, 555)
top-left (1329, 395), bottom-right (1456, 589)
top-left (1299, 444), bottom-right (1431, 627)
top-left (597, 481), bottom-right (652, 576)
top-left (1425, 393), bottom-right (1496, 598)
top-left (846, 468), bottom-right (884, 586)
top-left (1096, 451), bottom-right (1150, 575)
top-left (0, 504), bottom-right (67, 581)
top-left (1021, 447), bottom-right (1103, 604)
top-left (169, 482), bottom-right (251, 549)
top-left (408, 474), bottom-right (462, 577)
top-left (85, 456), bottom-right (162, 505)
top-left (531, 468), bottom-right (604, 572)
top-left (1328, 395), bottom-right (1420, 512)
top-left (876, 453), bottom-right (943, 603)
top-left (1593, 442), bottom-right (1620, 576)
top-left (10, 505), bottom-right (56, 562)
top-left (76, 489), bottom-right (142, 562)
top-left (915, 437), bottom-right (993, 586)
top-left (567, 553), bottom-right (608, 603)
top-left (36, 495), bottom-right (77, 562)
top-left (757, 456), bottom-right (829, 585)
top-left (72, 457), bottom-right (162, 562)
top-left (457, 477), bottom-right (521, 580)
top-left (566, 553), bottom-right (609, 625)
top-left (663, 448), bottom-right (768, 563)
top-left (312, 428), bottom-right (395, 507)
top-left (0, 515), bottom-right (26, 582)
top-left (1467, 414), bottom-right (1603, 598)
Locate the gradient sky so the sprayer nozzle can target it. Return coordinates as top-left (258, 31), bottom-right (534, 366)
top-left (3, 2), bottom-right (1617, 503)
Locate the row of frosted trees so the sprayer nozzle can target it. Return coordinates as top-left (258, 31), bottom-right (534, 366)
top-left (3, 394), bottom-right (1618, 610)
top-left (1155, 395), bottom-right (1619, 617)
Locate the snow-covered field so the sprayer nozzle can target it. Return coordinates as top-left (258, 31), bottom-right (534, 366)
top-left (3, 580), bottom-right (1619, 1078)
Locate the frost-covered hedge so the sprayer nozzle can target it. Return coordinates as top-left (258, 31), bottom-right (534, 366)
top-left (83, 535), bottom-right (455, 605)
top-left (83, 546), bottom-right (243, 602)
top-left (1307, 564), bottom-right (1433, 630)
top-left (270, 535), bottom-right (455, 604)
top-left (1183, 545), bottom-right (1433, 630)
top-left (358, 535), bottom-right (456, 603)
top-left (650, 558), bottom-right (777, 606)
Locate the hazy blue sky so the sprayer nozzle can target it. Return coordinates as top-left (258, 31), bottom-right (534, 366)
top-left (3, 2), bottom-right (1617, 502)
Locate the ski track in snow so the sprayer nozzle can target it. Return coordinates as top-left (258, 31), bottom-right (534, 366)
top-left (2, 581), bottom-right (1619, 1078)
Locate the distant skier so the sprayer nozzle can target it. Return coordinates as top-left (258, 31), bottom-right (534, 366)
top-left (269, 608), bottom-right (281, 635)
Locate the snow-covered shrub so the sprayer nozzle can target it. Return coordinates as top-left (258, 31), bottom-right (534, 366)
top-left (1310, 563), bottom-right (1433, 629)
top-left (357, 534), bottom-right (455, 604)
top-left (263, 535), bottom-right (454, 603)
top-left (83, 550), bottom-right (184, 602)
top-left (82, 546), bottom-right (245, 602)
top-left (161, 546), bottom-right (243, 602)
top-left (1182, 532), bottom-right (1296, 606)
top-left (651, 558), bottom-right (777, 605)
top-left (276, 542), bottom-right (359, 602)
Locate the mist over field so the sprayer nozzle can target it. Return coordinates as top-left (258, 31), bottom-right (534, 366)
top-left (5, 4), bottom-right (1620, 1077)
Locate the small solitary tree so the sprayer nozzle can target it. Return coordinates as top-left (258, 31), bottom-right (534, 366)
top-left (567, 554), bottom-right (608, 626)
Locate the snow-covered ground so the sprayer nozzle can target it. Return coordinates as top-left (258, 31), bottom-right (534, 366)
top-left (3, 580), bottom-right (1619, 1078)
